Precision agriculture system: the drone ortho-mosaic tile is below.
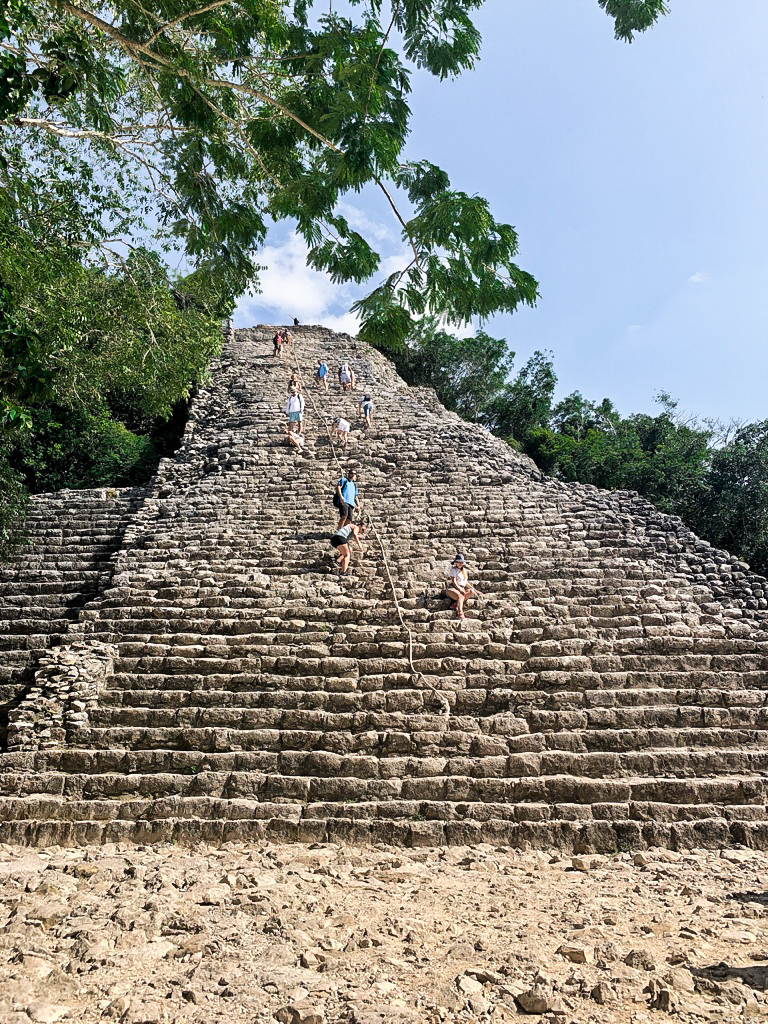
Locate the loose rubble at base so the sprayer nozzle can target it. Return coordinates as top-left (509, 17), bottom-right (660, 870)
top-left (1, 841), bottom-right (767, 1024)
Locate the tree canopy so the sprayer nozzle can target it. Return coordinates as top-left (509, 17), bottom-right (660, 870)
top-left (1, 1), bottom-right (668, 349)
top-left (0, 0), bottom-right (669, 553)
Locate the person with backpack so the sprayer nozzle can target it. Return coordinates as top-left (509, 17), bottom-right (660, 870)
top-left (358, 393), bottom-right (374, 428)
top-left (339, 362), bottom-right (352, 391)
top-left (285, 387), bottom-right (305, 433)
top-left (330, 521), bottom-right (366, 576)
top-left (335, 469), bottom-right (359, 528)
top-left (444, 553), bottom-right (476, 620)
top-left (315, 359), bottom-right (329, 391)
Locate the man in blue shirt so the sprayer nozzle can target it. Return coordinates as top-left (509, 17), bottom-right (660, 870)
top-left (336, 470), bottom-right (359, 528)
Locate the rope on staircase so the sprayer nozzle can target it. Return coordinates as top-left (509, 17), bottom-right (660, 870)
top-left (287, 332), bottom-right (451, 721)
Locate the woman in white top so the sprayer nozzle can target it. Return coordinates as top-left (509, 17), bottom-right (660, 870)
top-left (444, 553), bottom-right (475, 620)
top-left (339, 362), bottom-right (352, 391)
top-left (286, 389), bottom-right (305, 433)
top-left (332, 416), bottom-right (351, 448)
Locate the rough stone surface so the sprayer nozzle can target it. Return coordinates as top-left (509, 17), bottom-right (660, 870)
top-left (1, 324), bottom-right (768, 847)
top-left (0, 841), bottom-right (765, 1023)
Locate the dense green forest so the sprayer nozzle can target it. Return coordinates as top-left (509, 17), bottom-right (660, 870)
top-left (385, 322), bottom-right (768, 577)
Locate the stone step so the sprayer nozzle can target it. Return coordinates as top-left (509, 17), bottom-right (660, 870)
top-left (1, 793), bottom-right (766, 829)
top-left (3, 812), bottom-right (766, 851)
top-left (8, 743), bottom-right (767, 781)
top-left (70, 722), bottom-right (768, 757)
top-left (1, 767), bottom-right (765, 805)
top-left (90, 700), bottom-right (768, 733)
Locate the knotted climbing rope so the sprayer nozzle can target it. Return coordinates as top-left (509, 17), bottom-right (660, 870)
top-left (285, 332), bottom-right (451, 721)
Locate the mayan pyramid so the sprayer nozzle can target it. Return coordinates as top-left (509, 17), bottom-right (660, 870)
top-left (1, 324), bottom-right (768, 851)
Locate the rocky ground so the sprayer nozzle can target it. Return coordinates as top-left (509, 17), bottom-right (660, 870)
top-left (1, 841), bottom-right (767, 1024)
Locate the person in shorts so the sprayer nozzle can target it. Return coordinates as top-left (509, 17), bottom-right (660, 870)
top-left (339, 362), bottom-right (352, 391)
top-left (335, 470), bottom-right (359, 529)
top-left (332, 416), bottom-right (351, 448)
top-left (330, 522), bottom-right (366, 576)
top-left (444, 553), bottom-right (476, 620)
top-left (286, 388), bottom-right (305, 433)
top-left (315, 360), bottom-right (329, 391)
top-left (358, 394), bottom-right (374, 428)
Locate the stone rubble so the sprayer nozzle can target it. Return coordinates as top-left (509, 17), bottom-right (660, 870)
top-left (1, 325), bottom-right (768, 848)
top-left (0, 840), bottom-right (767, 1023)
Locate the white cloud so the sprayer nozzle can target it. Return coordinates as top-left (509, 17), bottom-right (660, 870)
top-left (336, 201), bottom-right (397, 244)
top-left (234, 232), bottom-right (349, 327)
top-left (688, 271), bottom-right (707, 283)
top-left (627, 324), bottom-right (642, 332)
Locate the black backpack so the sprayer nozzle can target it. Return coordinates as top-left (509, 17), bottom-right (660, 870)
top-left (332, 477), bottom-right (347, 508)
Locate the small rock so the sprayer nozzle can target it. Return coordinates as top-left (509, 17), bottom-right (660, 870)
top-left (104, 997), bottom-right (130, 1019)
top-left (516, 984), bottom-right (565, 1015)
top-left (557, 943), bottom-right (593, 964)
top-left (665, 968), bottom-right (695, 994)
top-left (591, 980), bottom-right (617, 1005)
top-left (457, 975), bottom-right (484, 996)
top-left (276, 1005), bottom-right (325, 1024)
top-left (624, 949), bottom-right (656, 971)
top-left (722, 929), bottom-right (757, 944)
top-left (25, 1005), bottom-right (72, 1024)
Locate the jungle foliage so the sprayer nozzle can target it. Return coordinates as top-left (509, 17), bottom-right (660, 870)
top-left (392, 322), bottom-right (768, 578)
top-left (0, 1), bottom-right (668, 552)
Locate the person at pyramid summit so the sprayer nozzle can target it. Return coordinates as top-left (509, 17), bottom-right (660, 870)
top-left (336, 469), bottom-right (360, 529)
top-left (330, 521), bottom-right (366, 576)
top-left (285, 386), bottom-right (305, 433)
top-left (444, 553), bottom-right (475, 620)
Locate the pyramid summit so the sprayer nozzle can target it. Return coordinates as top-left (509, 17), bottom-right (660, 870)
top-left (2, 324), bottom-right (768, 851)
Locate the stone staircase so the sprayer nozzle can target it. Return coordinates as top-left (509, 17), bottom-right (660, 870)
top-left (1, 325), bottom-right (768, 850)
top-left (0, 488), bottom-right (145, 748)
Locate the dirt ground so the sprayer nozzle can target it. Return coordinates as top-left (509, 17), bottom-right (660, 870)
top-left (1, 840), bottom-right (767, 1024)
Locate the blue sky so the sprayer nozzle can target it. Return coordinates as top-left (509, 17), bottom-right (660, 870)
top-left (235, 0), bottom-right (768, 423)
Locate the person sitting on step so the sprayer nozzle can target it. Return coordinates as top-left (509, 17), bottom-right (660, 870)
top-left (358, 393), bottom-right (374, 428)
top-left (315, 359), bottom-right (329, 391)
top-left (288, 370), bottom-right (302, 393)
top-left (336, 469), bottom-right (359, 529)
top-left (286, 387), bottom-right (305, 433)
top-left (332, 416), bottom-right (351, 448)
top-left (284, 426), bottom-right (306, 453)
top-left (339, 362), bottom-right (353, 391)
top-left (330, 521), bottom-right (366, 576)
top-left (444, 553), bottom-right (475, 620)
